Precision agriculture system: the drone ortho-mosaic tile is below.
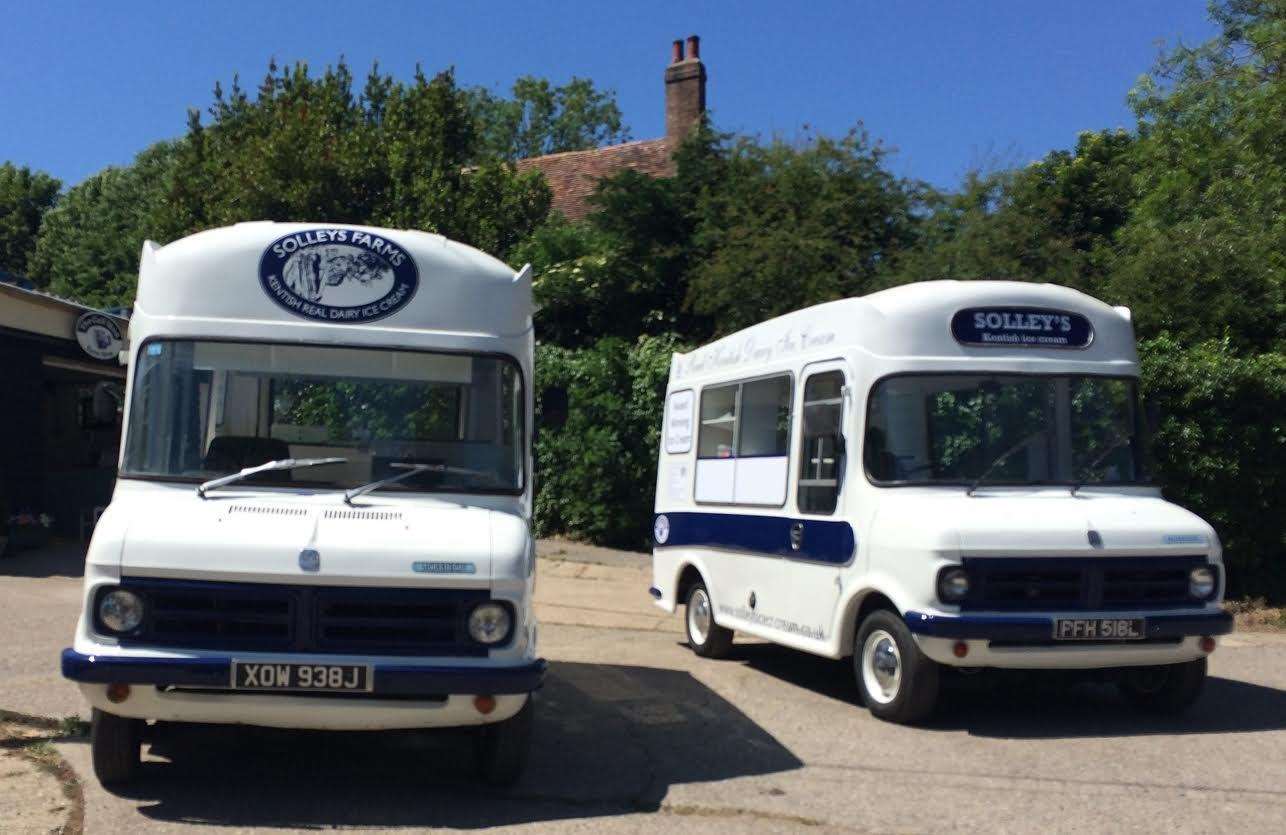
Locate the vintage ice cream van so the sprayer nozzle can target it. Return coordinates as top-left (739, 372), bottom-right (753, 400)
top-left (62, 223), bottom-right (542, 784)
top-left (650, 281), bottom-right (1232, 723)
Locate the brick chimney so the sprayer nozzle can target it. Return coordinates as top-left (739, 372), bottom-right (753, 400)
top-left (665, 35), bottom-right (706, 145)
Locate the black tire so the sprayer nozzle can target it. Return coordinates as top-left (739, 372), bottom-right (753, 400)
top-left (91, 708), bottom-right (141, 786)
top-left (854, 609), bottom-right (940, 724)
top-left (475, 697), bottom-right (534, 787)
top-left (685, 581), bottom-right (733, 659)
top-left (1119, 658), bottom-right (1207, 714)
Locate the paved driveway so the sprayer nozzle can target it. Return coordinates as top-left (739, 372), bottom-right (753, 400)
top-left (3, 542), bottom-right (1285, 832)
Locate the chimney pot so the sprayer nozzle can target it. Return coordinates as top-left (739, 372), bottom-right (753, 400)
top-left (665, 35), bottom-right (707, 144)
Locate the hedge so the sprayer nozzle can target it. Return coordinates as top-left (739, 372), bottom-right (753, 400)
top-left (533, 333), bottom-right (686, 549)
top-left (1139, 336), bottom-right (1285, 601)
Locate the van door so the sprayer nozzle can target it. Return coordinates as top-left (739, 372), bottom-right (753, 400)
top-left (691, 375), bottom-right (793, 632)
top-left (780, 360), bottom-right (854, 643)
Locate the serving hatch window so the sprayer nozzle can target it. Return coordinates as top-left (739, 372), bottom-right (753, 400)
top-left (695, 375), bottom-right (792, 505)
top-left (122, 340), bottom-right (524, 494)
top-left (864, 374), bottom-right (1148, 488)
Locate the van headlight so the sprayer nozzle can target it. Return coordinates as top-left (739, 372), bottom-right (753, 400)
top-left (937, 567), bottom-right (971, 604)
top-left (468, 602), bottom-right (513, 645)
top-left (97, 588), bottom-right (145, 634)
top-left (1188, 566), bottom-right (1217, 600)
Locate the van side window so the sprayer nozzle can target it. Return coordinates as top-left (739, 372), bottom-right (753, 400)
top-left (695, 376), bottom-right (792, 505)
top-left (698, 384), bottom-right (738, 459)
top-left (798, 371), bottom-right (845, 514)
top-left (737, 377), bottom-right (791, 457)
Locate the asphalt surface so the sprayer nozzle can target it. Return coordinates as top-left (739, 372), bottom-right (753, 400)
top-left (2, 541), bottom-right (1285, 833)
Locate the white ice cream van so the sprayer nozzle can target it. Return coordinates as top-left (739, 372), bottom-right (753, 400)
top-left (651, 281), bottom-right (1231, 723)
top-left (62, 223), bottom-right (542, 784)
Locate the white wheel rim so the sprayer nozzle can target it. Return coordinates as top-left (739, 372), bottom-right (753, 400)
top-left (862, 629), bottom-right (902, 704)
top-left (688, 589), bottom-right (712, 645)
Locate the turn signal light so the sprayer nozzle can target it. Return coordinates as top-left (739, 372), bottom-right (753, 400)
top-left (1199, 636), bottom-right (1216, 654)
top-left (106, 682), bottom-right (131, 703)
top-left (473, 695), bottom-right (497, 715)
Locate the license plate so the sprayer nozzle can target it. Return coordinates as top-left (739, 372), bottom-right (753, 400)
top-left (1053, 618), bottom-right (1146, 641)
top-left (231, 661), bottom-right (372, 692)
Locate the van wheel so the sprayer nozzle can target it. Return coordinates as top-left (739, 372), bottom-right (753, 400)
top-left (475, 697), bottom-right (533, 787)
top-left (91, 708), bottom-right (142, 786)
top-left (1119, 658), bottom-right (1207, 714)
top-left (854, 610), bottom-right (940, 724)
top-left (686, 582), bottom-right (733, 658)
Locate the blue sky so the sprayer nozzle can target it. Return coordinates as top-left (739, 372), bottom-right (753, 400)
top-left (0, 1), bottom-right (1217, 190)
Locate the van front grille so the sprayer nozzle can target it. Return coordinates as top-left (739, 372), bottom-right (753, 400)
top-left (113, 578), bottom-right (490, 656)
top-left (959, 557), bottom-right (1207, 612)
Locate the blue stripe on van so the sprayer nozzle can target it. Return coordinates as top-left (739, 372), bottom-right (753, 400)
top-left (654, 511), bottom-right (856, 565)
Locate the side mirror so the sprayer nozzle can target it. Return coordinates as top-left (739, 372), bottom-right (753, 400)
top-left (539, 386), bottom-right (569, 431)
top-left (86, 382), bottom-right (122, 427)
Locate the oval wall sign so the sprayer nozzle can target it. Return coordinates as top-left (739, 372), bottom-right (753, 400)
top-left (75, 312), bottom-right (124, 360)
top-left (259, 228), bottom-right (419, 323)
top-left (951, 307), bottom-right (1094, 349)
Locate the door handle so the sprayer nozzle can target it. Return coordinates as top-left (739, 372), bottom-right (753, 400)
top-left (789, 522), bottom-right (804, 551)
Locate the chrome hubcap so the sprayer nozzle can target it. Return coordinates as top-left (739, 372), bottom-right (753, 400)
top-left (688, 589), bottom-right (712, 645)
top-left (862, 629), bottom-right (902, 704)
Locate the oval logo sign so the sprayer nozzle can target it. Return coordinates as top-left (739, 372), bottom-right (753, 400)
top-left (653, 514), bottom-right (670, 545)
top-left (951, 307), bottom-right (1094, 349)
top-left (75, 312), bottom-right (124, 361)
top-left (259, 228), bottom-right (418, 323)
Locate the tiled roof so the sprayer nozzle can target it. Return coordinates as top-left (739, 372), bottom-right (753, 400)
top-left (517, 138), bottom-right (674, 221)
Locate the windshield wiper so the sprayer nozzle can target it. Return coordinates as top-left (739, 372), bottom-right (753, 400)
top-left (1070, 434), bottom-right (1132, 496)
top-left (966, 431), bottom-right (1046, 496)
top-left (197, 457), bottom-right (347, 498)
top-left (342, 462), bottom-right (493, 506)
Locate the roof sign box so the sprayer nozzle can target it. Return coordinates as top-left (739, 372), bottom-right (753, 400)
top-left (951, 307), bottom-right (1094, 349)
top-left (75, 312), bottom-right (124, 360)
top-left (258, 227), bottom-right (419, 324)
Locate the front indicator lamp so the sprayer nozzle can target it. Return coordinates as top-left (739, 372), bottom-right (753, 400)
top-left (468, 602), bottom-right (513, 645)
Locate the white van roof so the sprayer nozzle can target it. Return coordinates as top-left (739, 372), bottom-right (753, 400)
top-left (132, 222), bottom-right (531, 345)
top-left (671, 280), bottom-right (1137, 383)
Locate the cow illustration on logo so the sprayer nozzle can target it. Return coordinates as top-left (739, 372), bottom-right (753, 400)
top-left (259, 228), bottom-right (419, 323)
top-left (75, 312), bottom-right (124, 361)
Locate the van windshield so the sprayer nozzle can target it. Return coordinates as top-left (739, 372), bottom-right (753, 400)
top-left (864, 374), bottom-right (1149, 487)
top-left (122, 340), bottom-right (524, 495)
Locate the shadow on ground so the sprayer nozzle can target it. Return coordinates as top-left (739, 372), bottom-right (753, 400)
top-left (83, 661), bottom-right (801, 828)
top-left (0, 541), bottom-right (86, 579)
top-left (725, 639), bottom-right (1286, 738)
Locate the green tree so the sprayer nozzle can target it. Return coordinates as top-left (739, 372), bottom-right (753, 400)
top-left (685, 129), bottom-right (923, 335)
top-left (1108, 0), bottom-right (1286, 351)
top-left (528, 125), bottom-right (924, 346)
top-left (158, 61), bottom-right (550, 261)
top-left (0, 162), bottom-right (60, 276)
top-left (884, 129), bottom-right (1136, 297)
top-left (28, 142), bottom-right (177, 305)
top-left (468, 76), bottom-right (628, 160)
top-left (35, 61), bottom-right (559, 307)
